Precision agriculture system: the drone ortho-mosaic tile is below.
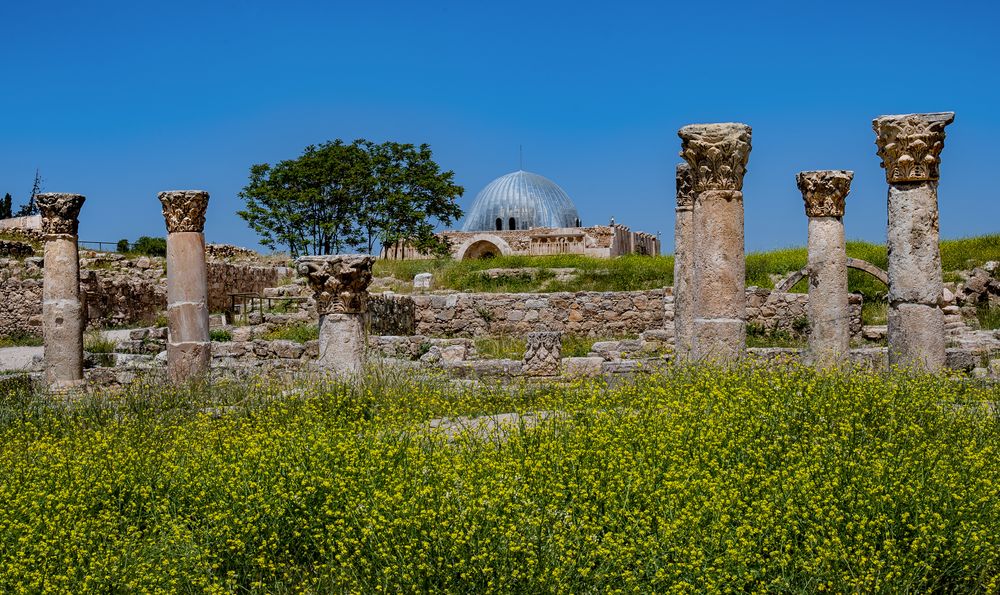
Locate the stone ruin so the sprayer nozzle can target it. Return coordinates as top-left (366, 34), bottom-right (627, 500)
top-left (2, 110), bottom-right (1000, 390)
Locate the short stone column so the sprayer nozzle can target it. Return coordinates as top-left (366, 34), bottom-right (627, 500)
top-left (159, 190), bottom-right (211, 383)
top-left (796, 170), bottom-right (853, 367)
top-left (524, 331), bottom-right (562, 377)
top-left (297, 255), bottom-right (374, 376)
top-left (36, 193), bottom-right (86, 390)
top-left (873, 112), bottom-right (954, 371)
top-left (678, 123), bottom-right (752, 363)
top-left (672, 163), bottom-right (695, 359)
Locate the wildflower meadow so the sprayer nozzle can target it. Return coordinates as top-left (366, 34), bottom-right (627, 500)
top-left (0, 365), bottom-right (998, 592)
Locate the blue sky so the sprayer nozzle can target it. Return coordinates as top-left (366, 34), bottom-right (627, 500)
top-left (1, 0), bottom-right (997, 253)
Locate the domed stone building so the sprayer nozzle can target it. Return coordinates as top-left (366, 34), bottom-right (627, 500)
top-left (382, 169), bottom-right (659, 260)
top-left (462, 170), bottom-right (581, 232)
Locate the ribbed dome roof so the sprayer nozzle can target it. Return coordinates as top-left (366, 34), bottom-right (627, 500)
top-left (461, 170), bottom-right (581, 232)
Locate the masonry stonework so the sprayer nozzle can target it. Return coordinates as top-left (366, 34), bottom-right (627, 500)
top-left (679, 122), bottom-right (752, 363)
top-left (874, 112), bottom-right (954, 371)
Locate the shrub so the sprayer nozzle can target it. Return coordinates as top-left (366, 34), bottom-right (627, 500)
top-left (263, 323), bottom-right (319, 343)
top-left (130, 236), bottom-right (167, 257)
top-left (116, 239), bottom-right (130, 253)
top-left (210, 329), bottom-right (233, 342)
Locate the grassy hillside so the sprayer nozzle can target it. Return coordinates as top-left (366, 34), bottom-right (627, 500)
top-left (375, 233), bottom-right (1000, 297)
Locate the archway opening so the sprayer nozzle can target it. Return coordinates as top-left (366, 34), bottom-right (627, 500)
top-left (509, 217), bottom-right (517, 231)
top-left (462, 239), bottom-right (502, 260)
top-left (495, 218), bottom-right (502, 231)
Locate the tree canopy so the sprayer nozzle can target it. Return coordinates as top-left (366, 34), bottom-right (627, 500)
top-left (238, 140), bottom-right (463, 257)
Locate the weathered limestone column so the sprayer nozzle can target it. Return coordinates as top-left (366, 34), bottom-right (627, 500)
top-left (159, 190), bottom-right (211, 383)
top-left (524, 331), bottom-right (562, 377)
top-left (672, 163), bottom-right (695, 359)
top-left (36, 193), bottom-right (86, 390)
top-left (873, 112), bottom-right (954, 371)
top-left (796, 170), bottom-right (853, 367)
top-left (297, 255), bottom-right (374, 376)
top-left (678, 123), bottom-right (752, 363)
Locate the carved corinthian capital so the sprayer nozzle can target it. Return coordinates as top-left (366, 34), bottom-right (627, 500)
top-left (35, 193), bottom-right (86, 237)
top-left (796, 170), bottom-right (853, 218)
top-left (675, 163), bottom-right (695, 209)
top-left (158, 190), bottom-right (210, 233)
top-left (297, 255), bottom-right (375, 315)
top-left (873, 112), bottom-right (954, 183)
top-left (678, 123), bottom-right (752, 192)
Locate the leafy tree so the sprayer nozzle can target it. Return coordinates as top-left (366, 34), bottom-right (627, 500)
top-left (0, 193), bottom-right (12, 219)
top-left (238, 139), bottom-right (463, 257)
top-left (130, 236), bottom-right (167, 257)
top-left (239, 141), bottom-right (367, 256)
top-left (15, 170), bottom-right (42, 217)
top-left (356, 141), bottom-right (464, 256)
top-left (116, 239), bottom-right (131, 253)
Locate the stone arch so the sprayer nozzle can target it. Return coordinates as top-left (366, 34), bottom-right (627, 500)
top-left (453, 234), bottom-right (514, 260)
top-left (774, 257), bottom-right (888, 292)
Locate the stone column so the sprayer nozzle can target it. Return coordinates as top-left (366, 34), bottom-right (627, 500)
top-left (673, 163), bottom-right (695, 360)
top-left (796, 170), bottom-right (853, 367)
top-left (873, 112), bottom-right (954, 371)
top-left (36, 193), bottom-right (86, 390)
top-left (524, 331), bottom-right (562, 377)
top-left (158, 190), bottom-right (211, 383)
top-left (678, 123), bottom-right (752, 363)
top-left (297, 255), bottom-right (374, 376)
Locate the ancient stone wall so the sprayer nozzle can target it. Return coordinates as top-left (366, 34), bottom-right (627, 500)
top-left (376, 287), bottom-right (862, 339)
top-left (368, 293), bottom-right (416, 335)
top-left (410, 289), bottom-right (667, 337)
top-left (206, 262), bottom-right (284, 313)
top-left (0, 252), bottom-right (290, 337)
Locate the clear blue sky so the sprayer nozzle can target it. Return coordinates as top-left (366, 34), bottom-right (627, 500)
top-left (2, 0), bottom-right (997, 253)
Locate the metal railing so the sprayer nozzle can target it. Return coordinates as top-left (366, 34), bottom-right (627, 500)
top-left (77, 240), bottom-right (121, 252)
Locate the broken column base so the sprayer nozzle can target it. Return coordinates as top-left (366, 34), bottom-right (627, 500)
top-left (166, 342), bottom-right (212, 384)
top-left (317, 313), bottom-right (365, 376)
top-left (691, 318), bottom-right (745, 364)
top-left (888, 303), bottom-right (945, 371)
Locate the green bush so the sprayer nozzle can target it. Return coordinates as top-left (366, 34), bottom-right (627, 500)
top-left (0, 367), bottom-right (997, 591)
top-left (129, 236), bottom-right (167, 257)
top-left (263, 323), bottom-right (319, 343)
top-left (210, 329), bottom-right (233, 342)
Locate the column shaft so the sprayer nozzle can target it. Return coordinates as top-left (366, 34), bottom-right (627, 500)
top-left (673, 163), bottom-right (695, 359)
top-left (807, 217), bottom-right (849, 364)
top-left (43, 237), bottom-right (84, 388)
top-left (166, 231), bottom-right (210, 382)
top-left (691, 190), bottom-right (745, 361)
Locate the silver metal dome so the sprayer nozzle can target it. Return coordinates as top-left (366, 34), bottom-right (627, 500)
top-left (461, 170), bottom-right (581, 232)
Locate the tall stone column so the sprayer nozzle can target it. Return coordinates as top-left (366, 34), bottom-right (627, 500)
top-left (873, 112), bottom-right (954, 371)
top-left (796, 170), bottom-right (853, 367)
top-left (678, 123), bottom-right (752, 363)
top-left (36, 193), bottom-right (86, 390)
top-left (297, 255), bottom-right (374, 376)
top-left (159, 190), bottom-right (211, 383)
top-left (672, 163), bottom-right (695, 360)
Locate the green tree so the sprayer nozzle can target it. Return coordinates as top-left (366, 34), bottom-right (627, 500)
top-left (238, 141), bottom-right (367, 256)
top-left (14, 170), bottom-right (42, 217)
top-left (0, 193), bottom-right (12, 219)
top-left (356, 141), bottom-right (464, 256)
top-left (238, 139), bottom-right (463, 257)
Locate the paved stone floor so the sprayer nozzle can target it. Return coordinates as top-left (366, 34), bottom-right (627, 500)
top-left (0, 346), bottom-right (43, 372)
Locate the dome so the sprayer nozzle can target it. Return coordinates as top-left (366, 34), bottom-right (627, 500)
top-left (461, 170), bottom-right (581, 232)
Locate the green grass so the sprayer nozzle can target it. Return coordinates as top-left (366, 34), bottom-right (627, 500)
top-left (0, 366), bottom-right (998, 591)
top-left (210, 329), bottom-right (233, 342)
top-left (263, 323), bottom-right (319, 343)
top-left (0, 332), bottom-right (42, 348)
top-left (83, 332), bottom-right (116, 354)
top-left (474, 334), bottom-right (625, 359)
top-left (977, 305), bottom-right (1000, 330)
top-left (375, 254), bottom-right (676, 293)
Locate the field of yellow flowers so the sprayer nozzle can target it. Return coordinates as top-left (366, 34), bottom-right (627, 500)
top-left (0, 364), bottom-right (998, 592)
